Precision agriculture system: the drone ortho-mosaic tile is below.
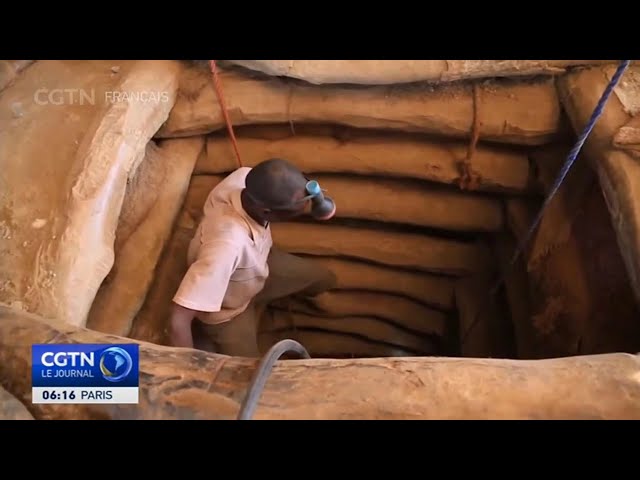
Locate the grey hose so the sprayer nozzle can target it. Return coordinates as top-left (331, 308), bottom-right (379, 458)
top-left (236, 339), bottom-right (311, 420)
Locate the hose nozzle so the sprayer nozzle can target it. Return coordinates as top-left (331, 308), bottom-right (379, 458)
top-left (306, 180), bottom-right (336, 221)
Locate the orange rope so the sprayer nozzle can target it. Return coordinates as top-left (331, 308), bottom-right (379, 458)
top-left (209, 60), bottom-right (243, 168)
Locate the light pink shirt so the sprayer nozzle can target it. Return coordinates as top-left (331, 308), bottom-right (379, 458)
top-left (173, 167), bottom-right (272, 324)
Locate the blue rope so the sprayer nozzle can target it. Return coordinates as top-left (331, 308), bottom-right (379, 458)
top-left (490, 59), bottom-right (631, 295)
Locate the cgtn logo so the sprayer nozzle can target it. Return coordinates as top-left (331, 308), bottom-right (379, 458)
top-left (39, 347), bottom-right (133, 381)
top-left (32, 344), bottom-right (139, 404)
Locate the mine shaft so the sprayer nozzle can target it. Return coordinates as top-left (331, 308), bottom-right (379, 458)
top-left (1, 59), bottom-right (640, 420)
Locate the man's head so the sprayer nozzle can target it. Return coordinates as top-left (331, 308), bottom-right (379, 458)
top-left (241, 158), bottom-right (312, 224)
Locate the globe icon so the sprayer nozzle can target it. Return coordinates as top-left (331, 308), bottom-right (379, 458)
top-left (99, 347), bottom-right (132, 382)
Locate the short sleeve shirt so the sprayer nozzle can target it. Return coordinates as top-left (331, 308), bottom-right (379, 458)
top-left (173, 167), bottom-right (272, 324)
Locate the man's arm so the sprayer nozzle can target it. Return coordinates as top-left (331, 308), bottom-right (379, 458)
top-left (169, 303), bottom-right (198, 348)
top-left (169, 238), bottom-right (241, 348)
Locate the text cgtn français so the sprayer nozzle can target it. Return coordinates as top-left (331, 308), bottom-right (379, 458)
top-left (105, 90), bottom-right (171, 103)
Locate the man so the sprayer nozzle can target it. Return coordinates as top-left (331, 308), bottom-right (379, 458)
top-left (169, 158), bottom-right (337, 356)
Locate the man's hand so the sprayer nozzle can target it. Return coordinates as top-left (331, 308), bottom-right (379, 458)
top-left (169, 303), bottom-right (197, 348)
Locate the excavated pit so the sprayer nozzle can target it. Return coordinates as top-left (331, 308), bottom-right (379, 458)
top-left (3, 60), bottom-right (640, 366)
top-left (90, 63), bottom-right (640, 361)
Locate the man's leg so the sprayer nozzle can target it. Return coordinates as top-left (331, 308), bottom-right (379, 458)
top-left (199, 304), bottom-right (261, 357)
top-left (197, 248), bottom-right (336, 357)
top-left (192, 320), bottom-right (217, 352)
top-left (254, 247), bottom-right (337, 305)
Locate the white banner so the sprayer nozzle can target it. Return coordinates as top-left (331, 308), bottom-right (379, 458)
top-left (32, 387), bottom-right (139, 404)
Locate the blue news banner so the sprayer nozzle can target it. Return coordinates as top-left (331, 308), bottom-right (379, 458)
top-left (32, 344), bottom-right (139, 404)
